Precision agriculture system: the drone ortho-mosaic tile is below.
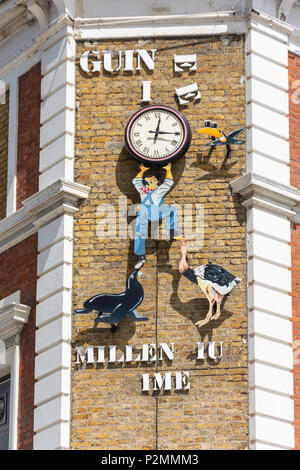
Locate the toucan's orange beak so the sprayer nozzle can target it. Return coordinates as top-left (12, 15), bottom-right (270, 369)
top-left (198, 127), bottom-right (224, 138)
top-left (198, 128), bottom-right (227, 143)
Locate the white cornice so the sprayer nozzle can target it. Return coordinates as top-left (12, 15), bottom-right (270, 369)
top-left (76, 11), bottom-right (243, 27)
top-left (0, 179), bottom-right (90, 255)
top-left (2, 6), bottom-right (300, 78)
top-left (74, 11), bottom-right (246, 40)
top-left (0, 12), bottom-right (73, 80)
top-left (0, 302), bottom-right (31, 342)
top-left (230, 172), bottom-right (300, 222)
top-left (246, 9), bottom-right (294, 36)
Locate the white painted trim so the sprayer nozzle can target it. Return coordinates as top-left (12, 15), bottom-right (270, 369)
top-left (6, 77), bottom-right (18, 217)
top-left (242, 15), bottom-right (295, 450)
top-left (34, 20), bottom-right (78, 448)
top-left (75, 14), bottom-right (246, 40)
top-left (0, 302), bottom-right (31, 339)
top-left (0, 291), bottom-right (20, 308)
top-left (230, 172), bottom-right (300, 222)
top-left (0, 15), bottom-right (72, 81)
top-left (9, 344), bottom-right (19, 450)
top-left (0, 179), bottom-right (90, 255)
top-left (246, 9), bottom-right (294, 36)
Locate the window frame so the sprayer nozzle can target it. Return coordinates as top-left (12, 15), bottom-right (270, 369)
top-left (0, 291), bottom-right (30, 450)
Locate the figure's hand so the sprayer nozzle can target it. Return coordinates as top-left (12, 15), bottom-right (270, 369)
top-left (139, 164), bottom-right (149, 172)
top-left (163, 163), bottom-right (171, 170)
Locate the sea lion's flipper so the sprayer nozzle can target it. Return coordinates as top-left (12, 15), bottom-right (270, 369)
top-left (96, 311), bottom-right (126, 324)
top-left (128, 309), bottom-right (149, 322)
top-left (75, 307), bottom-right (92, 314)
top-left (93, 314), bottom-right (103, 325)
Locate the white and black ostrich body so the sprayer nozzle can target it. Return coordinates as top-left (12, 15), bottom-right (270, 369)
top-left (178, 240), bottom-right (242, 328)
top-left (193, 264), bottom-right (241, 296)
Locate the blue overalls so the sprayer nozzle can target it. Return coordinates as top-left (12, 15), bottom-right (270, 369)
top-left (134, 191), bottom-right (178, 256)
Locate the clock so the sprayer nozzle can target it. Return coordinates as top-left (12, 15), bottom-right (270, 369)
top-left (124, 104), bottom-right (191, 166)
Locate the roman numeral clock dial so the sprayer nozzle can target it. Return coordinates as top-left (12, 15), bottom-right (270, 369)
top-left (125, 105), bottom-right (191, 166)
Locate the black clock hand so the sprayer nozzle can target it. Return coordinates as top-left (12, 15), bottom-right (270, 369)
top-left (154, 118), bottom-right (161, 143)
top-left (149, 131), bottom-right (180, 135)
top-left (147, 136), bottom-right (176, 143)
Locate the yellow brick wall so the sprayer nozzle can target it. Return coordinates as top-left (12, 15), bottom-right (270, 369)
top-left (72, 36), bottom-right (248, 450)
top-left (0, 92), bottom-right (9, 221)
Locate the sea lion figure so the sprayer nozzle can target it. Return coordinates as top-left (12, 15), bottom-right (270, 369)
top-left (75, 268), bottom-right (148, 325)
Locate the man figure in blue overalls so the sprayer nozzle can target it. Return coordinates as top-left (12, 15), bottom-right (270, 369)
top-left (132, 163), bottom-right (182, 268)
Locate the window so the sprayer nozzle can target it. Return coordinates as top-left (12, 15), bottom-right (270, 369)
top-left (0, 292), bottom-right (30, 449)
top-left (0, 375), bottom-right (10, 450)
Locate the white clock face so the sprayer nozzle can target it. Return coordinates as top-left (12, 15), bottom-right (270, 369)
top-left (129, 108), bottom-right (185, 159)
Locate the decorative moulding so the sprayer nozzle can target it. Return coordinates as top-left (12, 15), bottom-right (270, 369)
top-left (27, 0), bottom-right (49, 32)
top-left (74, 11), bottom-right (246, 40)
top-left (230, 172), bottom-right (300, 222)
top-left (0, 2), bottom-right (28, 44)
top-left (0, 13), bottom-right (73, 80)
top-left (246, 9), bottom-right (294, 36)
top-left (0, 179), bottom-right (90, 255)
top-left (278, 0), bottom-right (297, 22)
top-left (0, 302), bottom-right (31, 342)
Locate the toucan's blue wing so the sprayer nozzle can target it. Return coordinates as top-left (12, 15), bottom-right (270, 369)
top-left (227, 127), bottom-right (246, 140)
top-left (207, 139), bottom-right (225, 147)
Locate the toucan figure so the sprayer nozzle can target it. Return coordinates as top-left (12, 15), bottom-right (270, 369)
top-left (198, 120), bottom-right (245, 159)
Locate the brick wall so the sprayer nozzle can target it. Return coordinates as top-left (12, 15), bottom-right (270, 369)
top-left (0, 91), bottom-right (9, 220)
top-left (0, 63), bottom-right (41, 449)
top-left (288, 51), bottom-right (300, 450)
top-left (0, 235), bottom-right (38, 450)
top-left (17, 63), bottom-right (41, 209)
top-left (72, 36), bottom-right (247, 450)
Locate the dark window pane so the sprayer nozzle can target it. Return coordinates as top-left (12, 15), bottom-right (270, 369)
top-left (0, 376), bottom-right (10, 450)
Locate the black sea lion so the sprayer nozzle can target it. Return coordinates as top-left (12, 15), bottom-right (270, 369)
top-left (75, 267), bottom-right (148, 325)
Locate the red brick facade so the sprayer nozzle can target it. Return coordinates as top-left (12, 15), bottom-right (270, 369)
top-left (0, 235), bottom-right (38, 450)
top-left (289, 51), bottom-right (300, 450)
top-left (16, 63), bottom-right (41, 209)
top-left (0, 62), bottom-right (41, 449)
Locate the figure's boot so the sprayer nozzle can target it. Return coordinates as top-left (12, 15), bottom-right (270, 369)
top-left (170, 228), bottom-right (183, 240)
top-left (135, 254), bottom-right (146, 269)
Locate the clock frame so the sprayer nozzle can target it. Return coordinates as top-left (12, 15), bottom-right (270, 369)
top-left (124, 104), bottom-right (191, 167)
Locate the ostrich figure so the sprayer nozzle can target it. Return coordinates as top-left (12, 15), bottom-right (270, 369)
top-left (178, 240), bottom-right (241, 328)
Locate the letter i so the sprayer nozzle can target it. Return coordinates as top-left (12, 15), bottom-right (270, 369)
top-left (142, 81), bottom-right (152, 103)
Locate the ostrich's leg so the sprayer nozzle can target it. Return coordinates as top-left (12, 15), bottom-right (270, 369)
top-left (195, 281), bottom-right (216, 327)
top-left (178, 239), bottom-right (189, 273)
top-left (211, 293), bottom-right (224, 320)
top-left (195, 296), bottom-right (215, 328)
